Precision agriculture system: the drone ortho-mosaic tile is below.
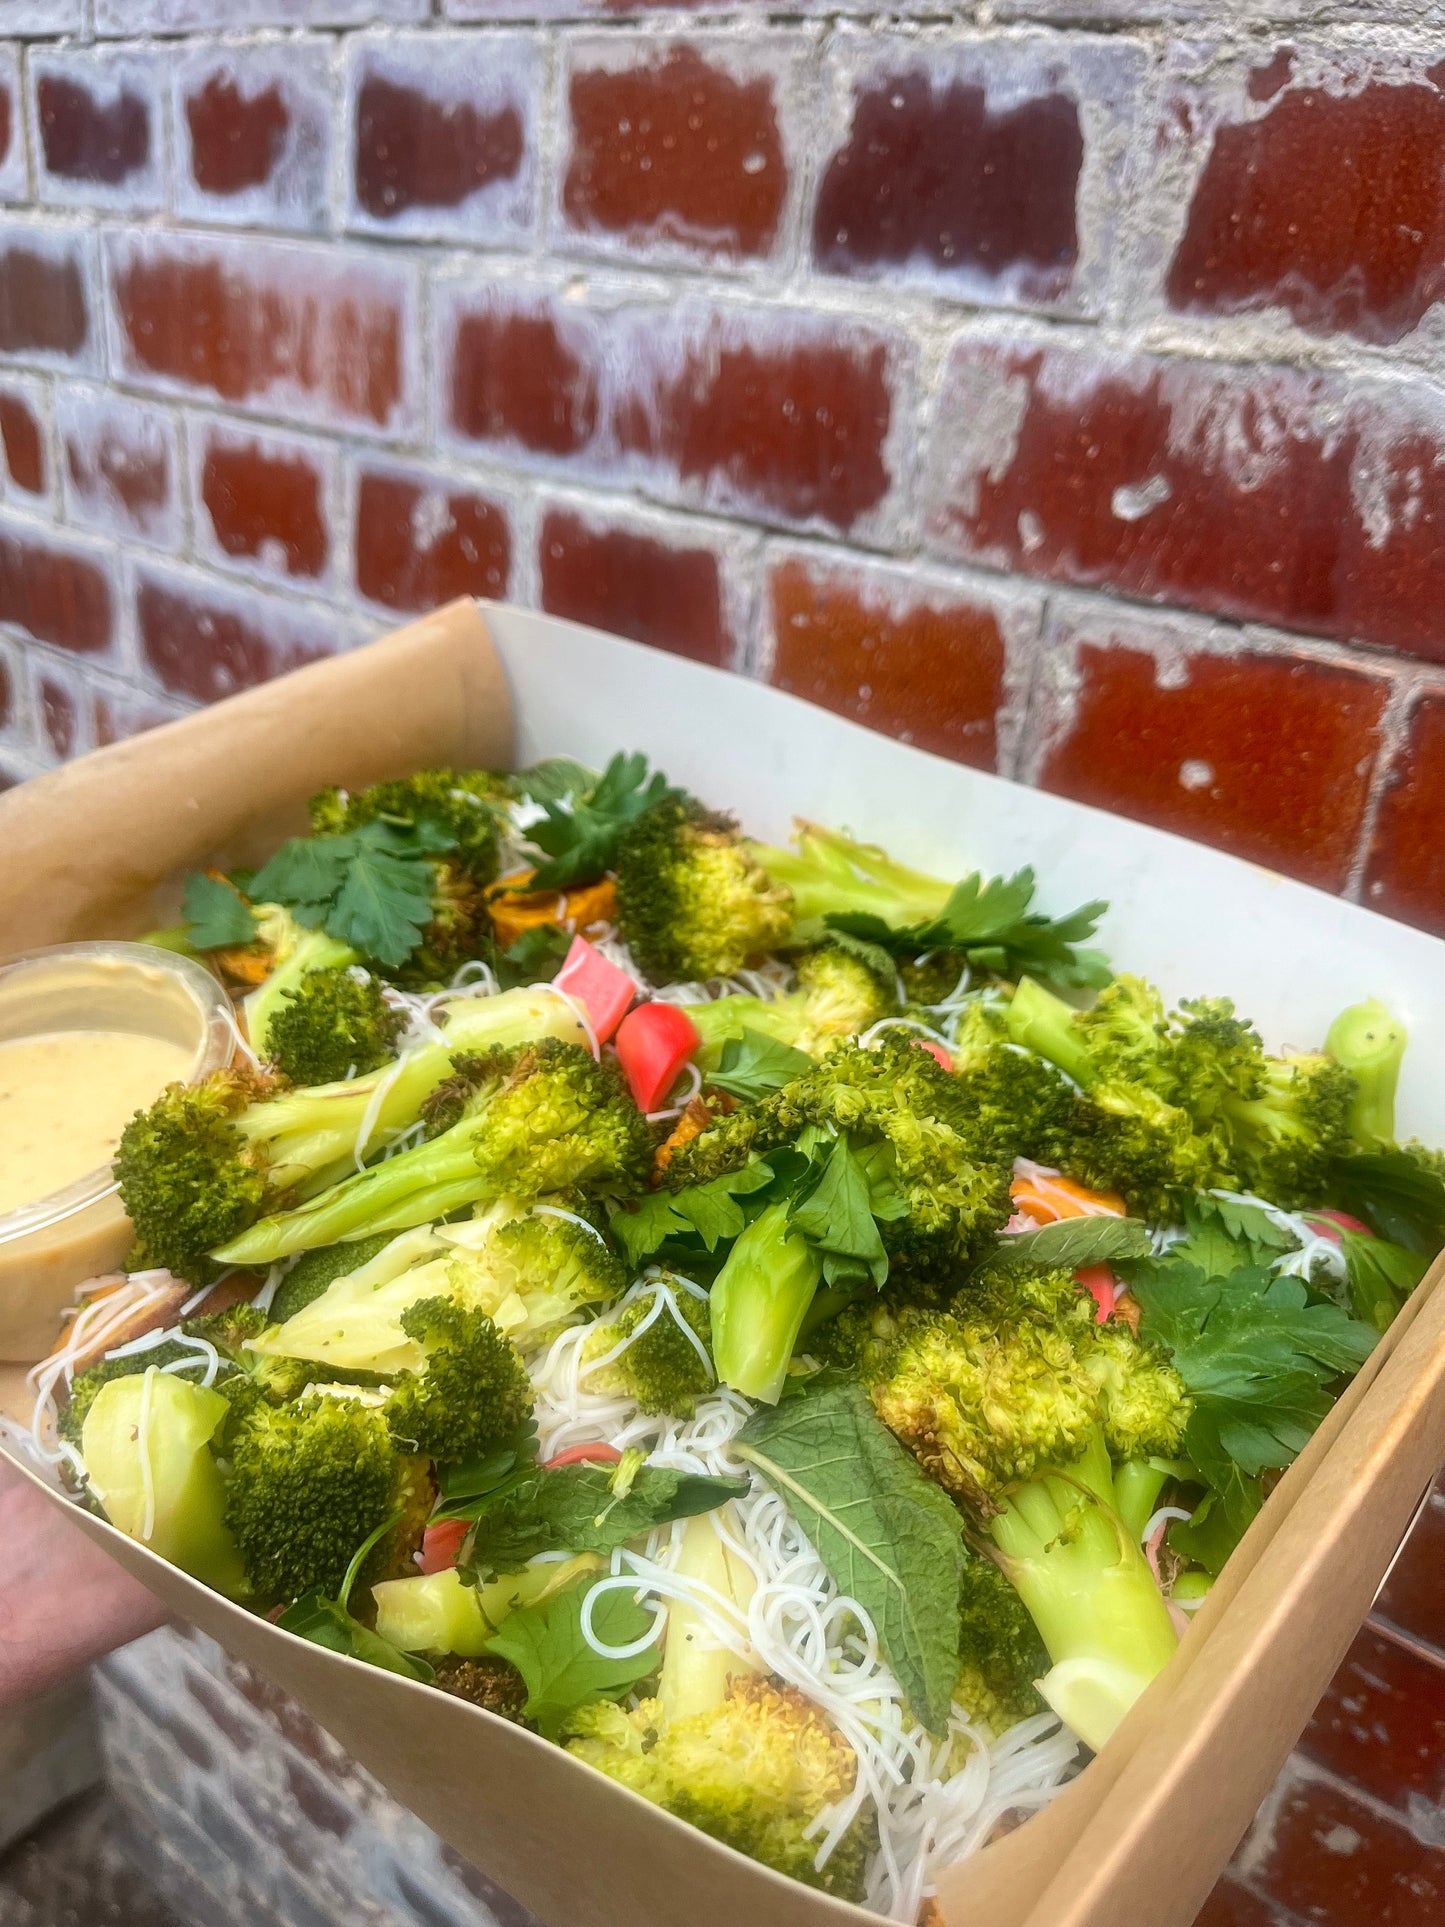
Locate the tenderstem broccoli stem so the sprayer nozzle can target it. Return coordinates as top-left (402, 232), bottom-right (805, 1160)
top-left (1326, 999), bottom-right (1407, 1147)
top-left (710, 1202), bottom-right (824, 1404)
top-left (744, 825), bottom-right (952, 939)
top-left (1004, 977), bottom-right (1095, 1088)
top-left (988, 1429), bottom-right (1178, 1753)
top-left (245, 927), bottom-right (358, 1060)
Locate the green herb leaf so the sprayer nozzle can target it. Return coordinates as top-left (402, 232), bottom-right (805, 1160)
top-left (737, 1378), bottom-right (965, 1733)
top-left (707, 1028), bottom-right (815, 1103)
top-left (1337, 1229), bottom-right (1427, 1335)
top-left (433, 1424), bottom-right (541, 1523)
top-left (277, 1593), bottom-right (435, 1682)
top-left (1166, 1478), bottom-right (1261, 1578)
top-left (827, 868), bottom-right (1110, 991)
top-left (1132, 1261), bottom-right (1377, 1484)
top-left (611, 1160), bottom-right (777, 1266)
top-left (1328, 1151), bottom-right (1445, 1257)
top-left (482, 1578), bottom-right (660, 1739)
top-left (251, 819), bottom-right (456, 970)
top-left (513, 759), bottom-right (596, 808)
top-left (1183, 1196), bottom-right (1296, 1269)
top-left (978, 1216), bottom-right (1153, 1275)
top-left (463, 1464), bottom-right (747, 1580)
top-left (180, 872), bottom-right (259, 950)
top-left (788, 1136), bottom-right (893, 1290)
top-left (525, 752), bottom-right (679, 892)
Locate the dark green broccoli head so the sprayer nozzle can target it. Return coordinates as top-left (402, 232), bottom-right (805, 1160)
top-left (1219, 1051), bottom-right (1357, 1210)
top-left (615, 797), bottom-right (793, 984)
top-left (264, 967), bottom-right (405, 1087)
top-left (900, 952), bottom-right (971, 1007)
top-left (963, 1264), bottom-right (1093, 1330)
top-left (1056, 1082), bottom-right (1233, 1226)
top-left (224, 1393), bottom-right (409, 1604)
top-left (792, 941), bottom-right (898, 1039)
top-left (1165, 997), bottom-right (1267, 1120)
top-left (579, 1285), bottom-right (713, 1415)
top-left (116, 1072), bottom-right (271, 1282)
top-left (309, 770), bottom-right (503, 885)
top-left (469, 1038), bottom-right (654, 1204)
top-left (269, 1233), bottom-right (397, 1325)
top-left (385, 1298), bottom-right (533, 1465)
top-left (951, 1044), bottom-right (1077, 1170)
top-left (389, 856), bottom-right (495, 992)
top-left (955, 1546), bottom-right (1048, 1734)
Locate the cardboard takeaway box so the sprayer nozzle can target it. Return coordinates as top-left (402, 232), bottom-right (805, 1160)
top-left (2, 597), bottom-right (1444, 1927)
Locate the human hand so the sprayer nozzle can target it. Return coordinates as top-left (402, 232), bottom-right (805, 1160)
top-left (0, 1454), bottom-right (168, 1710)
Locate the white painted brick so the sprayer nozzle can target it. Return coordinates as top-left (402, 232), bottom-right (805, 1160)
top-left (96, 0), bottom-right (426, 32)
top-left (0, 45), bottom-right (27, 205)
top-left (172, 37), bottom-right (336, 235)
top-left (27, 45), bottom-right (167, 215)
top-left (56, 384), bottom-right (181, 549)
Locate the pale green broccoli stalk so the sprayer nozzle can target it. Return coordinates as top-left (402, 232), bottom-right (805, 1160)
top-left (212, 1039), bottom-right (651, 1265)
top-left (709, 1203), bottom-right (823, 1404)
top-left (580, 1281), bottom-right (715, 1415)
top-left (614, 796), bottom-right (794, 983)
top-left (383, 1297), bottom-right (533, 1466)
top-left (1326, 999), bottom-right (1407, 1148)
top-left (445, 1201), bottom-right (628, 1350)
top-left (243, 907), bottom-right (360, 1062)
top-left (565, 1513), bottom-right (870, 1901)
top-left (223, 1392), bottom-right (433, 1605)
top-left (687, 943), bottom-right (899, 1068)
top-left (262, 966), bottom-right (406, 1087)
top-left (746, 821), bottom-right (954, 946)
top-left (988, 1430), bottom-right (1179, 1753)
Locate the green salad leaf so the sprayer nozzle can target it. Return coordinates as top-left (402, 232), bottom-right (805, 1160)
top-left (181, 872), bottom-right (258, 950)
top-left (251, 818), bottom-right (456, 970)
top-left (277, 1592), bottom-right (435, 1682)
top-left (707, 1028), bottom-right (814, 1103)
top-left (977, 1215), bottom-right (1152, 1275)
top-left (523, 752), bottom-right (679, 892)
top-left (737, 1378), bottom-right (965, 1734)
top-left (463, 1464), bottom-right (748, 1580)
top-left (1327, 1150), bottom-right (1445, 1257)
top-left (611, 1160), bottom-right (777, 1265)
top-left (1337, 1229), bottom-right (1427, 1335)
top-left (482, 1579), bottom-right (660, 1738)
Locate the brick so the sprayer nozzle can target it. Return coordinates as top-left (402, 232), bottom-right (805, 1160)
top-left (560, 36), bottom-right (796, 264)
top-left (538, 500), bottom-right (751, 666)
top-left (814, 31), bottom-right (1145, 317)
top-left (92, 681), bottom-right (185, 747)
top-left (174, 40), bottom-right (333, 234)
top-left (134, 565), bottom-right (358, 704)
top-left (58, 388), bottom-right (177, 548)
top-left (1160, 41), bottom-right (1445, 348)
top-left (1235, 1760), bottom-right (1443, 1926)
top-left (1365, 699), bottom-right (1445, 938)
top-left (438, 277), bottom-right (910, 538)
top-left (38, 669), bottom-right (82, 760)
top-left (6, 3), bottom-right (83, 32)
top-left (1298, 1626), bottom-right (1445, 1815)
top-left (97, 1), bottom-right (426, 28)
top-left (0, 220), bottom-right (94, 367)
top-left (1191, 1879), bottom-right (1290, 1927)
top-left (29, 48), bottom-right (164, 213)
top-left (0, 46), bottom-right (25, 204)
top-left (0, 642), bottom-right (15, 737)
top-left (923, 337), bottom-right (1445, 662)
top-left (193, 419), bottom-right (334, 586)
top-left (0, 378), bottom-right (46, 497)
top-left (352, 460), bottom-right (510, 613)
top-left (0, 518), bottom-right (114, 655)
top-left (1032, 607), bottom-right (1389, 893)
top-left (1372, 1488), bottom-right (1445, 1654)
top-left (106, 232), bottom-right (417, 436)
top-left (765, 550), bottom-right (1028, 770)
top-left (346, 33), bottom-right (538, 243)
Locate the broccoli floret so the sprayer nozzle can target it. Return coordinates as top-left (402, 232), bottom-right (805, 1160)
top-left (116, 1072), bottom-right (274, 1280)
top-left (224, 1393), bottom-right (431, 1605)
top-left (848, 1302), bottom-right (1190, 1753)
top-left (745, 821), bottom-right (956, 947)
top-left (430, 1656), bottom-right (529, 1721)
top-left (566, 1678), bottom-right (868, 1900)
top-left (948, 1006), bottom-right (1077, 1169)
top-left (212, 1038), bottom-right (653, 1266)
top-left (1326, 1000), bottom-right (1407, 1148)
top-left (242, 908), bottom-right (361, 1062)
top-left (580, 1283), bottom-right (714, 1416)
top-left (955, 1548), bottom-right (1048, 1736)
top-left (449, 1204), bottom-right (628, 1351)
top-left (309, 770), bottom-right (503, 885)
top-left (384, 1298), bottom-right (533, 1466)
top-left (1218, 1050), bottom-right (1356, 1209)
top-left (270, 1233), bottom-right (398, 1324)
top-left (688, 942), bottom-right (898, 1069)
top-left (615, 796), bottom-right (793, 984)
top-left (263, 967), bottom-right (405, 1087)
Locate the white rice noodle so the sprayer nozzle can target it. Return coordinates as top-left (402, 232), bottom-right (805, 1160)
top-left (1206, 1188), bottom-right (1348, 1285)
top-left (24, 1272), bottom-right (183, 1464)
top-left (647, 1059), bottom-right (703, 1124)
top-left (544, 984), bottom-right (600, 1060)
top-left (858, 1016), bottom-right (955, 1053)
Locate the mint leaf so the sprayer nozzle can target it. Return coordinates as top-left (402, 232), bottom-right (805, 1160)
top-left (482, 1579), bottom-right (659, 1739)
top-left (464, 1465), bottom-right (747, 1580)
top-left (525, 752), bottom-right (679, 892)
top-left (513, 759), bottom-right (595, 808)
top-left (277, 1593), bottom-right (435, 1682)
top-left (979, 1216), bottom-right (1152, 1274)
top-left (737, 1378), bottom-right (965, 1733)
top-left (707, 1028), bottom-right (814, 1103)
top-left (181, 872), bottom-right (258, 950)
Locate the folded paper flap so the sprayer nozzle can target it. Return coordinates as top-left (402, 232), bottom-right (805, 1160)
top-left (0, 1439), bottom-right (861, 1927)
top-left (0, 599), bottom-right (511, 954)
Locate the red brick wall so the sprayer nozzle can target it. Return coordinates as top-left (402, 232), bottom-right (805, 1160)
top-left (0, 10), bottom-right (1444, 937)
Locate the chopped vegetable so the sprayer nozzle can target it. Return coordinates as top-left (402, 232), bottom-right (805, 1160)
top-left (614, 1001), bottom-right (701, 1112)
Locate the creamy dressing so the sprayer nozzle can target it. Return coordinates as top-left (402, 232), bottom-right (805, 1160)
top-left (0, 1030), bottom-right (192, 1213)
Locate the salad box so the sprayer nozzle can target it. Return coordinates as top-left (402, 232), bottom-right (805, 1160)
top-left (2, 595), bottom-right (1444, 1927)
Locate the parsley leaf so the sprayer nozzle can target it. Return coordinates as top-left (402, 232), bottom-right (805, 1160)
top-left (524, 752), bottom-right (679, 892)
top-left (827, 866), bottom-right (1110, 991)
top-left (463, 1464), bottom-right (747, 1581)
top-left (738, 1378), bottom-right (966, 1733)
top-left (1174, 1196), bottom-right (1295, 1274)
top-left (610, 1161), bottom-right (777, 1266)
top-left (788, 1135), bottom-right (903, 1289)
top-left (482, 1579), bottom-right (659, 1739)
top-left (707, 1028), bottom-right (815, 1103)
top-left (251, 819), bottom-right (456, 970)
top-left (181, 872), bottom-right (258, 950)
